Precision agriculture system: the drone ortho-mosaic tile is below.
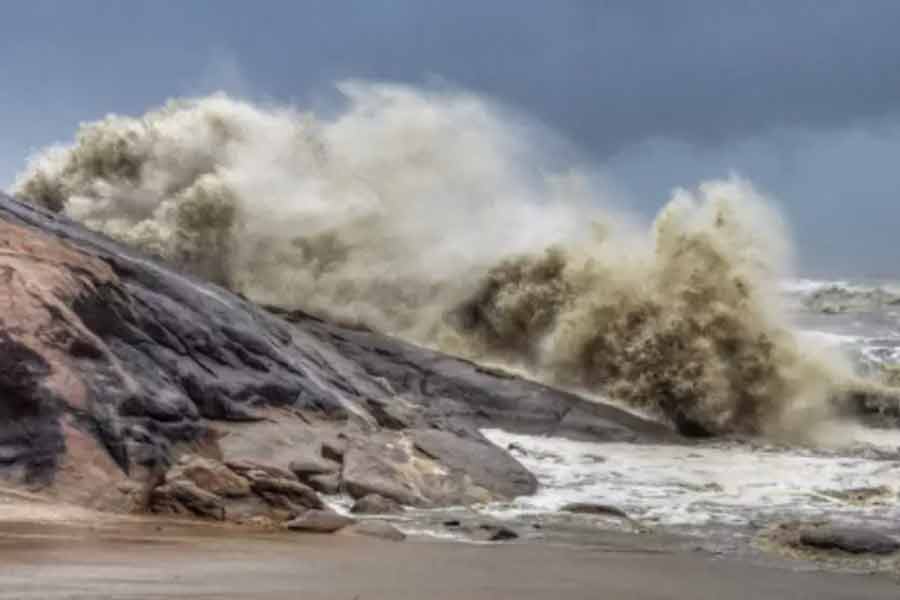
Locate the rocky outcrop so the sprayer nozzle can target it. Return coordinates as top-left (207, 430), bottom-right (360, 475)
top-left (0, 191), bottom-right (670, 522)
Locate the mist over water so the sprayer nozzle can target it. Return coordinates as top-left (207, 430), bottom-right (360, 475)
top-left (12, 82), bottom-right (881, 437)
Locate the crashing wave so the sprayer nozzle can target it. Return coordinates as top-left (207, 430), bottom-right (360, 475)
top-left (11, 84), bottom-right (887, 437)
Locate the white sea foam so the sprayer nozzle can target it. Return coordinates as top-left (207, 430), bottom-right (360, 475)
top-left (781, 278), bottom-right (846, 295)
top-left (481, 429), bottom-right (900, 530)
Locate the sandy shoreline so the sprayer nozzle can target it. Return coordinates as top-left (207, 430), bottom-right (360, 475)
top-left (0, 518), bottom-right (897, 599)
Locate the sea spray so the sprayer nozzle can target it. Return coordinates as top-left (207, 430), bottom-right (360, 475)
top-left (12, 83), bottom-right (869, 436)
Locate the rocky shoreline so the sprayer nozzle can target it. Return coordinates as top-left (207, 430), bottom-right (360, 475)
top-left (0, 191), bottom-right (669, 525)
top-left (1, 190), bottom-right (899, 578)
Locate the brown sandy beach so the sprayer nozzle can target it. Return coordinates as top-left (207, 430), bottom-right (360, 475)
top-left (0, 517), bottom-right (897, 600)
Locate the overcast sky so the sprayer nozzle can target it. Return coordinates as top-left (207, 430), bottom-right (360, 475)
top-left (2, 1), bottom-right (899, 276)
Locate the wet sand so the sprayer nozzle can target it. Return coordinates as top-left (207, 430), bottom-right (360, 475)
top-left (0, 520), bottom-right (897, 599)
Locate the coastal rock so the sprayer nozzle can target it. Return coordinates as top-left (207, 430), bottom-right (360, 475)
top-left (225, 460), bottom-right (295, 481)
top-left (342, 434), bottom-right (495, 507)
top-left (289, 452), bottom-right (341, 478)
top-left (151, 480), bottom-right (225, 520)
top-left (412, 429), bottom-right (537, 499)
top-left (284, 509), bottom-right (355, 533)
top-left (321, 439), bottom-right (348, 463)
top-left (341, 440), bottom-right (427, 506)
top-left (0, 191), bottom-right (669, 518)
top-left (244, 470), bottom-right (324, 510)
top-left (350, 494), bottom-right (403, 515)
top-left (485, 526), bottom-right (519, 541)
top-left (560, 503), bottom-right (630, 520)
top-left (167, 456), bottom-right (251, 498)
top-left (306, 473), bottom-right (341, 495)
top-left (769, 522), bottom-right (900, 556)
top-left (796, 526), bottom-right (900, 555)
top-left (345, 521), bottom-right (406, 541)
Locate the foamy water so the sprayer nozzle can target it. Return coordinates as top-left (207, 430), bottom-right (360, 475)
top-left (481, 428), bottom-right (900, 532)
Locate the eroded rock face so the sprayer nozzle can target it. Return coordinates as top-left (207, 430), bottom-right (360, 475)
top-left (0, 192), bottom-right (670, 519)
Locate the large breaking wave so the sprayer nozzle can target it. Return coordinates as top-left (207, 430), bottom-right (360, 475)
top-left (12, 82), bottom-right (885, 437)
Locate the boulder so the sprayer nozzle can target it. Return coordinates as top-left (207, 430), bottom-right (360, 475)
top-left (225, 460), bottom-right (295, 482)
top-left (412, 429), bottom-right (537, 499)
top-left (485, 525), bottom-right (519, 542)
top-left (351, 494), bottom-right (403, 515)
top-left (306, 473), bottom-right (341, 495)
top-left (284, 509), bottom-right (355, 533)
top-left (341, 442), bottom-right (423, 506)
top-left (167, 456), bottom-right (250, 498)
top-left (289, 453), bottom-right (341, 478)
top-left (244, 470), bottom-right (324, 510)
top-left (152, 480), bottom-right (225, 520)
top-left (345, 521), bottom-right (406, 541)
top-left (321, 439), bottom-right (348, 463)
top-left (560, 503), bottom-right (630, 520)
top-left (341, 434), bottom-right (494, 507)
top-left (796, 526), bottom-right (900, 555)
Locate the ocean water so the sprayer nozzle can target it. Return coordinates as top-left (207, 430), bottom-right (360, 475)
top-left (479, 278), bottom-right (900, 535)
top-left (784, 278), bottom-right (900, 375)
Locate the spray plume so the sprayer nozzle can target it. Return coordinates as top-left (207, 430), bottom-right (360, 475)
top-left (12, 82), bottom-right (864, 436)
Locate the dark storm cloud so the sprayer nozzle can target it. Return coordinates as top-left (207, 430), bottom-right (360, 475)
top-left (327, 1), bottom-right (900, 155)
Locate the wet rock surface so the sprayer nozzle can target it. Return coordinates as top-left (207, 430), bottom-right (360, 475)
top-left (765, 521), bottom-right (900, 558)
top-left (795, 525), bottom-right (900, 555)
top-left (560, 503), bottom-right (631, 520)
top-left (344, 520), bottom-right (407, 541)
top-left (284, 509), bottom-right (355, 533)
top-left (0, 191), bottom-right (670, 524)
top-left (351, 494), bottom-right (403, 515)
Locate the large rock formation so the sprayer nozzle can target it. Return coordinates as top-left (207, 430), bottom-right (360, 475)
top-left (0, 192), bottom-right (670, 522)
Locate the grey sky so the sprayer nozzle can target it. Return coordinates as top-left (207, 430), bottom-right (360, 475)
top-left (2, 1), bottom-right (898, 276)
